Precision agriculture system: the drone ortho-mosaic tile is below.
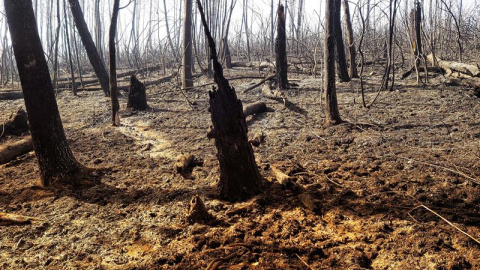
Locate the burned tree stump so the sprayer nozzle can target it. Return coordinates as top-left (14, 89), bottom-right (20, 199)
top-left (2, 108), bottom-right (29, 137)
top-left (127, 75), bottom-right (148, 110)
top-left (197, 0), bottom-right (262, 202)
top-left (186, 195), bottom-right (213, 224)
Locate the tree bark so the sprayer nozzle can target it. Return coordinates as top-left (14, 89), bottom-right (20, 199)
top-left (109, 0), bottom-right (120, 126)
top-left (334, 0), bottom-right (350, 82)
top-left (182, 0), bottom-right (194, 89)
top-left (68, 0), bottom-right (110, 96)
top-left (197, 0), bottom-right (262, 202)
top-left (275, 4), bottom-right (288, 90)
top-left (342, 0), bottom-right (358, 78)
top-left (5, 0), bottom-right (84, 186)
top-left (325, 0), bottom-right (342, 125)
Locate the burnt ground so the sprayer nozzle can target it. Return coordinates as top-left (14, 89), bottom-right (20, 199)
top-left (1, 68), bottom-right (480, 269)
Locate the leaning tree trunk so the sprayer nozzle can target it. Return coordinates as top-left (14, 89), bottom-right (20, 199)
top-left (68, 0), bottom-right (110, 96)
top-left (325, 0), bottom-right (342, 125)
top-left (342, 0), bottom-right (358, 78)
top-left (196, 0), bottom-right (262, 202)
top-left (334, 0), bottom-right (350, 82)
top-left (182, 0), bottom-right (194, 89)
top-left (5, 0), bottom-right (84, 186)
top-left (109, 0), bottom-right (120, 126)
top-left (275, 4), bottom-right (288, 90)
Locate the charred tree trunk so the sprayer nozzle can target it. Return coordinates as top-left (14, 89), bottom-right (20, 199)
top-left (275, 4), bottom-right (288, 90)
top-left (109, 0), bottom-right (120, 126)
top-left (325, 0), bottom-right (342, 125)
top-left (182, 0), bottom-right (194, 89)
top-left (410, 4), bottom-right (421, 67)
top-left (334, 0), bottom-right (350, 82)
top-left (68, 0), bottom-right (110, 96)
top-left (5, 0), bottom-right (84, 186)
top-left (196, 0), bottom-right (262, 202)
top-left (342, 0), bottom-right (358, 78)
top-left (127, 75), bottom-right (148, 111)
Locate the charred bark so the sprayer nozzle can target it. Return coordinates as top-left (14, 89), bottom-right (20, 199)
top-left (275, 4), bottom-right (288, 90)
top-left (325, 0), bottom-right (342, 125)
top-left (342, 0), bottom-right (358, 78)
top-left (68, 0), bottom-right (110, 96)
top-left (127, 75), bottom-right (148, 111)
top-left (109, 0), bottom-right (120, 126)
top-left (196, 0), bottom-right (262, 202)
top-left (182, 0), bottom-right (194, 89)
top-left (5, 0), bottom-right (84, 186)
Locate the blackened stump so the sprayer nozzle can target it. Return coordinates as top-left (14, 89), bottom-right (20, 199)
top-left (127, 75), bottom-right (148, 110)
top-left (197, 0), bottom-right (262, 202)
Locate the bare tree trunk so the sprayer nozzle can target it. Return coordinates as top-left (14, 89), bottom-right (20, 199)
top-left (342, 0), bottom-right (358, 78)
top-left (64, 0), bottom-right (77, 95)
top-left (5, 0), bottom-right (85, 186)
top-left (270, 0), bottom-right (274, 55)
top-left (68, 0), bottom-right (109, 96)
top-left (296, 0), bottom-right (303, 42)
top-left (52, 0), bottom-right (61, 93)
top-left (163, 0), bottom-right (179, 62)
top-left (94, 0), bottom-right (103, 61)
top-left (197, 0), bottom-right (262, 202)
top-left (182, 0), bottom-right (194, 89)
top-left (275, 4), bottom-right (288, 90)
top-left (243, 0), bottom-right (251, 62)
top-left (334, 0), bottom-right (350, 82)
top-left (325, 0), bottom-right (342, 125)
top-left (109, 0), bottom-right (120, 126)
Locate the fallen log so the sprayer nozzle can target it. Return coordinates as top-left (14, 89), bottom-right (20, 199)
top-left (243, 102), bottom-right (268, 117)
top-left (0, 136), bottom-right (33, 165)
top-left (444, 77), bottom-right (480, 88)
top-left (401, 66), bottom-right (445, 79)
top-left (427, 54), bottom-right (480, 77)
top-left (0, 90), bottom-right (23, 100)
top-left (231, 61), bottom-right (275, 70)
top-left (1, 108), bottom-right (29, 137)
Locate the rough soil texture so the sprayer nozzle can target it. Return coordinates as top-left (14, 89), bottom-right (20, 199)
top-left (1, 69), bottom-right (480, 269)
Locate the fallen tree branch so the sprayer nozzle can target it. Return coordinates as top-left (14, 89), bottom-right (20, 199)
top-left (0, 212), bottom-right (45, 226)
top-left (409, 204), bottom-right (480, 245)
top-left (242, 74), bottom-right (276, 93)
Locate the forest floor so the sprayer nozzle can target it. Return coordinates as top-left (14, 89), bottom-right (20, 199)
top-left (1, 67), bottom-right (480, 269)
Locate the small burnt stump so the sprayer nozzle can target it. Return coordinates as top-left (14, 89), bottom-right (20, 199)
top-left (127, 75), bottom-right (148, 110)
top-left (186, 195), bottom-right (213, 224)
top-left (2, 108), bottom-right (29, 137)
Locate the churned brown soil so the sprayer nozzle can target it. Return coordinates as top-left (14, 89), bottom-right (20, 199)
top-left (1, 68), bottom-right (480, 269)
